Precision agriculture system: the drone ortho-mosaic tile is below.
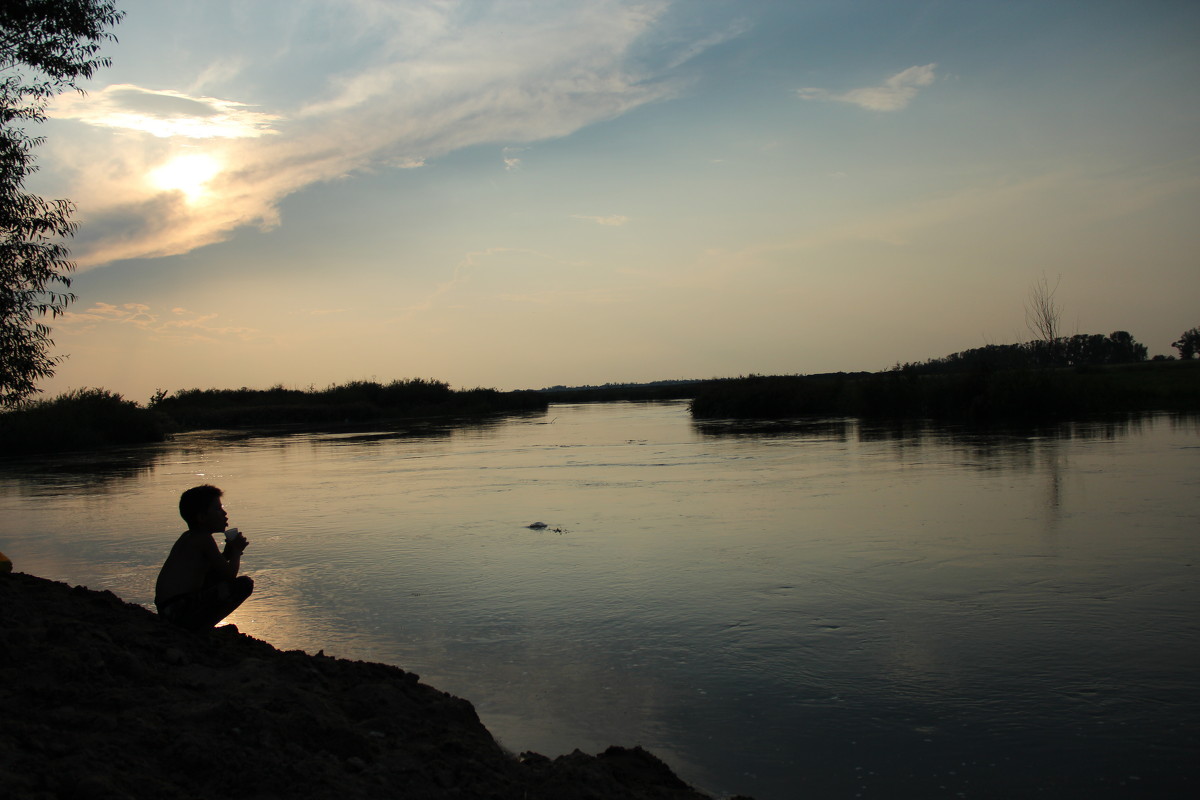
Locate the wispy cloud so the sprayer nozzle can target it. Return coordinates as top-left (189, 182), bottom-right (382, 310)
top-left (502, 146), bottom-right (527, 171)
top-left (573, 214), bottom-right (630, 226)
top-left (59, 302), bottom-right (266, 343)
top-left (42, 1), bottom-right (731, 269)
top-left (50, 84), bottom-right (281, 139)
top-left (797, 64), bottom-right (937, 111)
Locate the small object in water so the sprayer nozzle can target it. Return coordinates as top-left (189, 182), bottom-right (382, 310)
top-left (527, 522), bottom-right (548, 529)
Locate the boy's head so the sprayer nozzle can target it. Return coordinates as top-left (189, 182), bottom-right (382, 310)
top-left (179, 484), bottom-right (224, 528)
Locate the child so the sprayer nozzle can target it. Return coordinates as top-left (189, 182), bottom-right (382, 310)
top-left (155, 485), bottom-right (253, 631)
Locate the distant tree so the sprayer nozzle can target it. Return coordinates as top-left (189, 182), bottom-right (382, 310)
top-left (898, 330), bottom-right (1148, 375)
top-left (1104, 330), bottom-right (1147, 363)
top-left (1174, 327), bottom-right (1200, 360)
top-left (1062, 333), bottom-right (1106, 367)
top-left (1025, 274), bottom-right (1063, 346)
top-left (0, 0), bottom-right (122, 407)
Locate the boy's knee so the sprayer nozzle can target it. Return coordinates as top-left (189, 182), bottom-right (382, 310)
top-left (235, 575), bottom-right (254, 597)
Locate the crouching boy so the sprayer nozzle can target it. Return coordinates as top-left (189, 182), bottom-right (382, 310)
top-left (155, 484), bottom-right (253, 631)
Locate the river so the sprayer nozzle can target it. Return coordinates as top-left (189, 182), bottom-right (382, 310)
top-left (2, 401), bottom-right (1197, 798)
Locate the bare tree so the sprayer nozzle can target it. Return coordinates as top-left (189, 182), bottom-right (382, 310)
top-left (1025, 274), bottom-right (1062, 345)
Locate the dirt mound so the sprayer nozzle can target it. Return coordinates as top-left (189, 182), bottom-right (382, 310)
top-left (0, 571), bottom-right (748, 799)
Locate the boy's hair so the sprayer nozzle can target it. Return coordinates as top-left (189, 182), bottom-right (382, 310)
top-left (179, 484), bottom-right (223, 525)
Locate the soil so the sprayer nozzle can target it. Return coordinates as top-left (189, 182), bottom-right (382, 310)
top-left (0, 571), bottom-right (752, 800)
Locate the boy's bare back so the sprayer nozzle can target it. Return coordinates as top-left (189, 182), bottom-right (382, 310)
top-left (155, 530), bottom-right (228, 606)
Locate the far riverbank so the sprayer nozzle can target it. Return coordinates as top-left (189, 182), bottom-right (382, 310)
top-left (0, 379), bottom-right (548, 456)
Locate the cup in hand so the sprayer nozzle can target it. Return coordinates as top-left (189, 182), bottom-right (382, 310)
top-left (224, 527), bottom-right (241, 542)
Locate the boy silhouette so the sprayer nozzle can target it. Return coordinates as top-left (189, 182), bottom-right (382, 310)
top-left (155, 485), bottom-right (253, 631)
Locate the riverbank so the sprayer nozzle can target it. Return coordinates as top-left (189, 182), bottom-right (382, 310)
top-left (689, 359), bottom-right (1200, 421)
top-left (0, 570), bottom-right (742, 799)
top-left (0, 381), bottom-right (549, 456)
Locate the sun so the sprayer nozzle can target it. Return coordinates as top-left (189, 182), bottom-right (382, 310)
top-left (149, 154), bottom-right (221, 202)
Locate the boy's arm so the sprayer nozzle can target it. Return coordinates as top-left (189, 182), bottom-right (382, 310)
top-left (200, 534), bottom-right (241, 580)
top-left (221, 534), bottom-right (248, 575)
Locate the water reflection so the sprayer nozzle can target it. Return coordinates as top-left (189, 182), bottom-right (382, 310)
top-left (0, 404), bottom-right (1197, 799)
top-left (0, 445), bottom-right (166, 496)
top-left (695, 412), bottom-right (1174, 445)
top-left (691, 416), bottom-right (852, 440)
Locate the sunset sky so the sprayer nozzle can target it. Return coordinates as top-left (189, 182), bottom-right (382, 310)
top-left (29, 0), bottom-right (1200, 401)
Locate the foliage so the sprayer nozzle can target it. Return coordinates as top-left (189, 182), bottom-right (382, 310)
top-left (0, 379), bottom-right (549, 454)
top-left (688, 373), bottom-right (859, 418)
top-left (149, 379), bottom-right (548, 430)
top-left (538, 379), bottom-right (712, 403)
top-left (1173, 327), bottom-right (1199, 360)
top-left (0, 1), bottom-right (123, 406)
top-left (897, 332), bottom-right (1148, 374)
top-left (0, 387), bottom-right (166, 454)
top-left (690, 351), bottom-right (1197, 423)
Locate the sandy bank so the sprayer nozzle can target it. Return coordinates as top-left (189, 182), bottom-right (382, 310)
top-left (0, 571), bottom-right (750, 799)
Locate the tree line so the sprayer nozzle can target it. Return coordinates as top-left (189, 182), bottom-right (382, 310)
top-left (892, 326), bottom-right (1199, 378)
top-left (893, 330), bottom-right (1146, 376)
top-left (0, 380), bottom-right (549, 455)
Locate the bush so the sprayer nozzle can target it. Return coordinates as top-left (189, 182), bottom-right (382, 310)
top-left (0, 388), bottom-right (167, 455)
top-left (147, 379), bottom-right (548, 431)
top-left (688, 361), bottom-right (1200, 422)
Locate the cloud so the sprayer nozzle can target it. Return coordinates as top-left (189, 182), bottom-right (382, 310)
top-left (50, 84), bottom-right (281, 139)
top-left (42, 1), bottom-right (733, 269)
top-left (503, 146), bottom-right (526, 171)
top-left (573, 214), bottom-right (630, 226)
top-left (58, 302), bottom-right (266, 343)
top-left (797, 64), bottom-right (937, 111)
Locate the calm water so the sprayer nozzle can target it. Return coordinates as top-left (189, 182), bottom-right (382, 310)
top-left (2, 402), bottom-right (1198, 798)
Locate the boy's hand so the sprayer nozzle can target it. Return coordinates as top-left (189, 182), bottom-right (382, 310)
top-left (224, 534), bottom-right (249, 555)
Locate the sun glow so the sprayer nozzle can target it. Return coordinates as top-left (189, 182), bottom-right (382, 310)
top-left (149, 154), bottom-right (222, 201)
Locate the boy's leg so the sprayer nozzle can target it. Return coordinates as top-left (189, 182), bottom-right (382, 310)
top-left (161, 576), bottom-right (254, 631)
top-left (201, 575), bottom-right (254, 629)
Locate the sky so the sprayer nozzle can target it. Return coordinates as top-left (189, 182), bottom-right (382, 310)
top-left (25, 0), bottom-right (1200, 401)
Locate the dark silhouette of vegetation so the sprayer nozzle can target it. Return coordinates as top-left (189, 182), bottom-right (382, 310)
top-left (0, 379), bottom-right (549, 455)
top-left (1025, 273), bottom-right (1063, 346)
top-left (1174, 327), bottom-right (1199, 360)
top-left (537, 379), bottom-right (714, 403)
top-left (902, 331), bottom-right (1148, 374)
top-left (1, 1), bottom-right (123, 406)
top-left (691, 333), bottom-right (1197, 422)
top-left (0, 387), bottom-right (166, 454)
top-left (149, 378), bottom-right (547, 430)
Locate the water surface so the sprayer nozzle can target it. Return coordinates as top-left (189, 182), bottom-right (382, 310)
top-left (2, 402), bottom-right (1197, 798)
